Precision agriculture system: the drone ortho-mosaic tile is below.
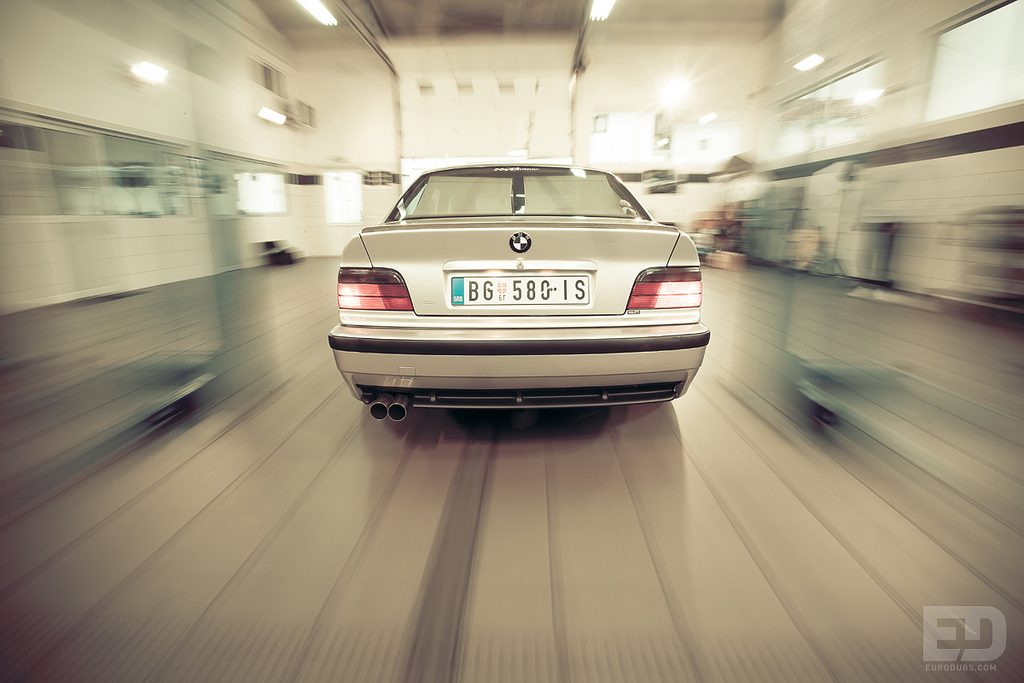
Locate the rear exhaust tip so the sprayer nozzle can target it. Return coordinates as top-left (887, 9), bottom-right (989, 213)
top-left (388, 394), bottom-right (411, 422)
top-left (369, 393), bottom-right (393, 420)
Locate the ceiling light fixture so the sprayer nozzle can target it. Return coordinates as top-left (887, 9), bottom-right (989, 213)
top-left (296, 0), bottom-right (338, 26)
top-left (590, 0), bottom-right (616, 21)
top-left (699, 112), bottom-right (717, 125)
top-left (130, 61), bottom-right (168, 85)
top-left (258, 107), bottom-right (287, 125)
top-left (660, 78), bottom-right (690, 107)
top-left (853, 88), bottom-right (884, 105)
top-left (793, 53), bottom-right (824, 71)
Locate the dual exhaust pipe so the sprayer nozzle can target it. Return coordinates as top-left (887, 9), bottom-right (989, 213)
top-left (368, 392), bottom-right (411, 421)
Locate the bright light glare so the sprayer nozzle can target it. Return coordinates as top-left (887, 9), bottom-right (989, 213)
top-left (296, 0), bottom-right (338, 26)
top-left (507, 148), bottom-right (529, 158)
top-left (699, 112), bottom-right (717, 125)
top-left (660, 78), bottom-right (690, 107)
top-left (853, 88), bottom-right (885, 105)
top-left (793, 53), bottom-right (824, 71)
top-left (257, 107), bottom-right (287, 125)
top-left (130, 61), bottom-right (168, 84)
top-left (570, 167), bottom-right (587, 178)
top-left (590, 0), bottom-right (616, 21)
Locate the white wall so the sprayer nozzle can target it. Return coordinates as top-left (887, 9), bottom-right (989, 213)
top-left (574, 21), bottom-right (770, 167)
top-left (573, 21), bottom-right (771, 226)
top-left (297, 46), bottom-right (399, 169)
top-left (0, 0), bottom-right (403, 311)
top-left (391, 38), bottom-right (574, 160)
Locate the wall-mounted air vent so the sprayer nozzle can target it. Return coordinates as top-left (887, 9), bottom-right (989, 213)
top-left (285, 100), bottom-right (317, 129)
top-left (362, 171), bottom-right (394, 186)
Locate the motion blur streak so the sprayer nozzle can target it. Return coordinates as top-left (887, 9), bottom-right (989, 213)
top-left (1, 0), bottom-right (1023, 681)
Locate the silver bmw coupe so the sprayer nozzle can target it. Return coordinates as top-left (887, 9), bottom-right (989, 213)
top-left (328, 164), bottom-right (710, 420)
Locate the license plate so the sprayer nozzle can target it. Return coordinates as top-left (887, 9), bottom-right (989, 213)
top-left (451, 275), bottom-right (590, 306)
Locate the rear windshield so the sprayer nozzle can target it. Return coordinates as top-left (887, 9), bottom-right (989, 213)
top-left (386, 167), bottom-right (649, 221)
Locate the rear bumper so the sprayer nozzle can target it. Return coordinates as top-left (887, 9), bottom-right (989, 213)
top-left (327, 325), bottom-right (710, 355)
top-left (328, 322), bottom-right (710, 407)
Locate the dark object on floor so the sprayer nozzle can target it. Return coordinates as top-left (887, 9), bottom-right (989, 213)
top-left (261, 240), bottom-right (303, 266)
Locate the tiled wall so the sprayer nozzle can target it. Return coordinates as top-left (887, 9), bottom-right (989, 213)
top-left (0, 213), bottom-right (217, 311)
top-left (798, 145), bottom-right (1024, 296)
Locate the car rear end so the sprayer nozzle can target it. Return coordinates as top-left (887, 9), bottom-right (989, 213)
top-left (327, 166), bottom-right (710, 417)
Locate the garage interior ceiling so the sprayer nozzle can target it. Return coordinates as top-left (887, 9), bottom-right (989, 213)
top-left (252, 0), bottom-right (785, 43)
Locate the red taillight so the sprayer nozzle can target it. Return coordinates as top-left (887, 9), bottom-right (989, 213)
top-left (338, 268), bottom-right (414, 311)
top-left (627, 267), bottom-right (702, 309)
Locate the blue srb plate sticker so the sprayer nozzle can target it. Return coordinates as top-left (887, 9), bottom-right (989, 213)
top-left (451, 277), bottom-right (465, 305)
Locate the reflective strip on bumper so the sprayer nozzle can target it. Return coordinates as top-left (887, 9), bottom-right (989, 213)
top-left (327, 328), bottom-right (710, 355)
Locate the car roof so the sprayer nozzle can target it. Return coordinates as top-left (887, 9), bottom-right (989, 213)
top-left (419, 162), bottom-right (614, 175)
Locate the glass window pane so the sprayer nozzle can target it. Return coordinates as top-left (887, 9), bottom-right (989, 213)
top-left (394, 168), bottom-right (644, 220)
top-left (101, 136), bottom-right (190, 216)
top-left (160, 153), bottom-right (192, 216)
top-left (324, 171), bottom-right (362, 224)
top-left (775, 61), bottom-right (886, 156)
top-left (926, 0), bottom-right (1024, 120)
top-left (45, 129), bottom-right (103, 215)
top-left (412, 175), bottom-right (511, 216)
top-left (104, 136), bottom-right (164, 216)
top-left (0, 122), bottom-right (57, 215)
top-left (523, 174), bottom-right (622, 215)
top-left (235, 172), bottom-right (286, 214)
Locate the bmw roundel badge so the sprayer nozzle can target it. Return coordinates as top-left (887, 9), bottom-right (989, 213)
top-left (509, 232), bottom-right (531, 254)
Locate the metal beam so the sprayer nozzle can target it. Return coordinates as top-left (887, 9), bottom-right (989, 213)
top-left (570, 1), bottom-right (591, 75)
top-left (362, 0), bottom-right (392, 39)
top-left (570, 2), bottom-right (591, 161)
top-left (329, 0), bottom-right (397, 76)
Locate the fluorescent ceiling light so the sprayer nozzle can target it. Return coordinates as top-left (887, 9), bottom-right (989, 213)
top-left (699, 112), bottom-right (717, 125)
top-left (258, 107), bottom-right (287, 125)
top-left (660, 78), bottom-right (690, 107)
top-left (793, 53), bottom-right (824, 71)
top-left (656, 137), bottom-right (670, 147)
top-left (130, 61), bottom-right (168, 85)
top-left (296, 0), bottom-right (338, 26)
top-left (853, 88), bottom-right (884, 105)
top-left (590, 0), bottom-right (616, 21)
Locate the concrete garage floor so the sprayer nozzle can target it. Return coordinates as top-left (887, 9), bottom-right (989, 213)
top-left (0, 258), bottom-right (1021, 682)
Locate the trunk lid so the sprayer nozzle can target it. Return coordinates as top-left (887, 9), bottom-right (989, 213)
top-left (359, 217), bottom-right (680, 316)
